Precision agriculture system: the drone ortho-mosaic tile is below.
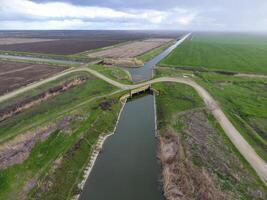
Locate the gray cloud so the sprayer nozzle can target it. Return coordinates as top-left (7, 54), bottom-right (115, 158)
top-left (1, 0), bottom-right (267, 31)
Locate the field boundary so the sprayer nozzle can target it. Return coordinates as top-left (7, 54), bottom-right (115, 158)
top-left (157, 65), bottom-right (267, 77)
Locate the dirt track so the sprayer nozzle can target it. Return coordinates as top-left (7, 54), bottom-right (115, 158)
top-left (0, 67), bottom-right (266, 185)
top-left (0, 38), bottom-right (57, 45)
top-left (235, 73), bottom-right (267, 78)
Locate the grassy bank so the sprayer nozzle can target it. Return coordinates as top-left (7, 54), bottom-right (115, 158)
top-left (88, 64), bottom-right (132, 84)
top-left (155, 66), bottom-right (267, 161)
top-left (0, 74), bottom-right (117, 143)
top-left (0, 72), bottom-right (96, 117)
top-left (137, 42), bottom-right (174, 62)
top-left (154, 82), bottom-right (267, 200)
top-left (0, 75), bottom-right (123, 199)
top-left (154, 67), bottom-right (194, 78)
top-left (195, 72), bottom-right (267, 161)
top-left (28, 94), bottom-right (123, 199)
top-left (160, 33), bottom-right (267, 74)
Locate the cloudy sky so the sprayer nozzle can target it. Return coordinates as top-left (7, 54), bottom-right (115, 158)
top-left (0, 0), bottom-right (267, 31)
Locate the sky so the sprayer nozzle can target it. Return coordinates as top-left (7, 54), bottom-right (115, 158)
top-left (0, 0), bottom-right (267, 31)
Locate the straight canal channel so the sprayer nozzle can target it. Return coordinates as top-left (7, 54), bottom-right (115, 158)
top-left (79, 35), bottom-right (186, 200)
top-left (79, 95), bottom-right (164, 200)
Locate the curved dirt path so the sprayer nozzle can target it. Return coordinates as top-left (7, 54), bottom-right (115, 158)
top-left (0, 67), bottom-right (127, 104)
top-left (141, 77), bottom-right (267, 185)
top-left (0, 68), bottom-right (266, 185)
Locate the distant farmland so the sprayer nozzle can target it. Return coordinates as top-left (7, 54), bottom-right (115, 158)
top-left (0, 39), bottom-right (124, 55)
top-left (0, 30), bottom-right (180, 55)
top-left (161, 33), bottom-right (267, 74)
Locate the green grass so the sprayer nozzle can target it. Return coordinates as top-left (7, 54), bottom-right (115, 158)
top-left (0, 71), bottom-right (91, 110)
top-left (154, 67), bottom-right (194, 78)
top-left (137, 42), bottom-right (173, 62)
top-left (88, 64), bottom-right (132, 84)
top-left (153, 82), bottom-right (203, 129)
top-left (0, 74), bottom-right (116, 143)
top-left (28, 94), bottom-right (122, 199)
top-left (154, 82), bottom-right (267, 199)
top-left (0, 130), bottom-right (69, 199)
top-left (160, 33), bottom-right (267, 74)
top-left (0, 74), bottom-right (123, 199)
top-left (195, 72), bottom-right (267, 161)
top-left (155, 66), bottom-right (267, 161)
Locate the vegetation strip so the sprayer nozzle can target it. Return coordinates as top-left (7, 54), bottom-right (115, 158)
top-left (0, 77), bottom-right (87, 122)
top-left (154, 82), bottom-right (266, 199)
top-left (0, 73), bottom-right (120, 199)
top-left (0, 64), bottom-right (266, 185)
top-left (73, 100), bottom-right (126, 200)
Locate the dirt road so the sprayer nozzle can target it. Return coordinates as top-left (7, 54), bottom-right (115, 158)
top-left (234, 73), bottom-right (267, 78)
top-left (0, 68), bottom-right (266, 185)
top-left (141, 77), bottom-right (267, 185)
top-left (0, 66), bottom-right (128, 104)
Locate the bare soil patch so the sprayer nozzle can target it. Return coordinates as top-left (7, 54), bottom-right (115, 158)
top-left (159, 109), bottom-right (267, 200)
top-left (0, 39), bottom-right (123, 55)
top-left (0, 77), bottom-right (87, 122)
top-left (99, 99), bottom-right (116, 111)
top-left (0, 117), bottom-right (72, 169)
top-left (182, 111), bottom-right (243, 176)
top-left (0, 61), bottom-right (67, 95)
top-left (159, 127), bottom-right (228, 200)
top-left (89, 38), bottom-right (174, 58)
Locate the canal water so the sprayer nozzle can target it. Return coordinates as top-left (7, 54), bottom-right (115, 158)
top-left (125, 36), bottom-right (184, 82)
top-left (79, 95), bottom-right (164, 200)
top-left (79, 34), bottom-right (187, 200)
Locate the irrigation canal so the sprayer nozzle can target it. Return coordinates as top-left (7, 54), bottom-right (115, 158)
top-left (79, 34), bottom-right (190, 199)
top-left (79, 95), bottom-right (164, 200)
top-left (124, 33), bottom-right (191, 82)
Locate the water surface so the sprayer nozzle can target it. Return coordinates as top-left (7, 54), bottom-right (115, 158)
top-left (125, 37), bottom-right (183, 82)
top-left (79, 95), bottom-right (164, 200)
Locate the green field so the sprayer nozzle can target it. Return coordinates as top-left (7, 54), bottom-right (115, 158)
top-left (160, 33), bottom-right (267, 74)
top-left (155, 66), bottom-right (267, 161)
top-left (195, 73), bottom-right (267, 161)
top-left (154, 82), bottom-right (267, 199)
top-left (0, 73), bottom-right (124, 199)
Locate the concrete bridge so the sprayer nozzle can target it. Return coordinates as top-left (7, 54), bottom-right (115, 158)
top-left (129, 84), bottom-right (151, 97)
top-left (119, 84), bottom-right (160, 103)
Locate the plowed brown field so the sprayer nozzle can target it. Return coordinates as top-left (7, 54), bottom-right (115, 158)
top-left (89, 38), bottom-right (174, 58)
top-left (0, 61), bottom-right (67, 95)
